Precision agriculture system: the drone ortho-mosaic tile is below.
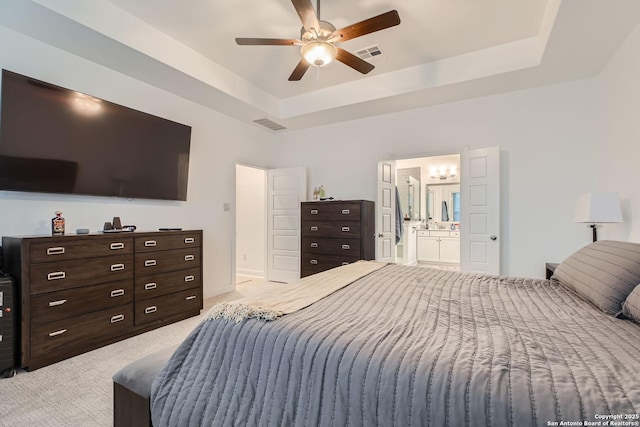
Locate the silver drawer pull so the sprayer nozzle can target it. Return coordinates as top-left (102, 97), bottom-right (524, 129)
top-left (47, 271), bottom-right (66, 281)
top-left (110, 263), bottom-right (125, 271)
top-left (184, 255), bottom-right (195, 261)
top-left (110, 314), bottom-right (125, 323)
top-left (341, 209), bottom-right (350, 215)
top-left (310, 242), bottom-right (319, 248)
top-left (49, 329), bottom-right (67, 337)
top-left (310, 209), bottom-right (318, 215)
top-left (342, 244), bottom-right (351, 250)
top-left (342, 262), bottom-right (350, 266)
top-left (341, 226), bottom-right (350, 232)
top-left (110, 242), bottom-right (125, 250)
top-left (48, 299), bottom-right (67, 307)
top-left (184, 275), bottom-right (195, 282)
top-left (184, 237), bottom-right (195, 244)
top-left (110, 289), bottom-right (125, 297)
top-left (144, 260), bottom-right (157, 267)
top-left (310, 226), bottom-right (318, 231)
top-left (144, 306), bottom-right (157, 314)
top-left (144, 282), bottom-right (157, 290)
top-left (185, 295), bottom-right (197, 301)
top-left (144, 240), bottom-right (157, 247)
top-left (46, 247), bottom-right (65, 255)
top-left (310, 259), bottom-right (318, 265)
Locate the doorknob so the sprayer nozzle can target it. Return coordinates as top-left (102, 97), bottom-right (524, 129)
top-left (490, 235), bottom-right (497, 241)
top-left (378, 233), bottom-right (384, 238)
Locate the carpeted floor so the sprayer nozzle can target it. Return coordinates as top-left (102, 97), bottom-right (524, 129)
top-left (0, 279), bottom-right (274, 427)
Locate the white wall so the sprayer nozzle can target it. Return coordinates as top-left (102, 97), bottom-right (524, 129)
top-left (235, 164), bottom-right (266, 278)
top-left (0, 26), bottom-right (274, 298)
top-left (271, 79), bottom-right (602, 278)
top-left (596, 22), bottom-right (640, 243)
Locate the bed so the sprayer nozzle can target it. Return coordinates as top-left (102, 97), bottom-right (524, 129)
top-left (119, 240), bottom-right (640, 426)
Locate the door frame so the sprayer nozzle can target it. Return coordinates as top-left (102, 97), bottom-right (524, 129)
top-left (376, 147), bottom-right (467, 265)
top-left (233, 163), bottom-right (268, 288)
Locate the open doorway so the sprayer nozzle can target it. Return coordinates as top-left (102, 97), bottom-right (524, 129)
top-left (395, 154), bottom-right (461, 270)
top-left (235, 164), bottom-right (266, 284)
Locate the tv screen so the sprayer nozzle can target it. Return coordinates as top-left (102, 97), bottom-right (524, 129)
top-left (0, 70), bottom-right (191, 201)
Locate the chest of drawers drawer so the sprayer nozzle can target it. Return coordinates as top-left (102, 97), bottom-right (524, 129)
top-left (31, 279), bottom-right (133, 325)
top-left (135, 248), bottom-right (201, 275)
top-left (301, 202), bottom-right (361, 221)
top-left (135, 233), bottom-right (201, 253)
top-left (302, 221), bottom-right (361, 238)
top-left (135, 288), bottom-right (202, 327)
top-left (31, 304), bottom-right (134, 357)
top-left (29, 237), bottom-right (133, 263)
top-left (135, 267), bottom-right (201, 300)
top-left (301, 253), bottom-right (360, 276)
top-left (301, 237), bottom-right (361, 257)
top-left (30, 254), bottom-right (134, 294)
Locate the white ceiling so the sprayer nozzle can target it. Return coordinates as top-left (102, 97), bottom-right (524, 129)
top-left (1, 0), bottom-right (640, 132)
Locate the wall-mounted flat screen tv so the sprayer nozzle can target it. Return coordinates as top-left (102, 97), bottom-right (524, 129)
top-left (0, 70), bottom-right (191, 201)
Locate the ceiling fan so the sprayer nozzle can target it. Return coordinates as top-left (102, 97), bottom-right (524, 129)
top-left (235, 0), bottom-right (401, 81)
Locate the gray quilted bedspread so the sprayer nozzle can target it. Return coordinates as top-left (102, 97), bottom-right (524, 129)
top-left (151, 265), bottom-right (640, 426)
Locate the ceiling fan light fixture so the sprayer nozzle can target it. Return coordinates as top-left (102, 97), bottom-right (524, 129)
top-left (301, 40), bottom-right (337, 67)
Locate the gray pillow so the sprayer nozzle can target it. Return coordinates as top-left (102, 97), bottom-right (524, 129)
top-left (552, 240), bottom-right (640, 315)
top-left (622, 284), bottom-right (640, 323)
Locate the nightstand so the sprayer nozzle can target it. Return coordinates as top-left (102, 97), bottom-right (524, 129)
top-left (545, 263), bottom-right (559, 280)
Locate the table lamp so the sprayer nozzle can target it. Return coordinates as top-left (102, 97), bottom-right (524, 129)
top-left (574, 192), bottom-right (622, 242)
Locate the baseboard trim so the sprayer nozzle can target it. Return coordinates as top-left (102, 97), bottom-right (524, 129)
top-left (236, 269), bottom-right (265, 278)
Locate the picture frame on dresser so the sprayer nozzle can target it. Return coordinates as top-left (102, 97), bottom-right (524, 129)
top-left (1, 230), bottom-right (203, 370)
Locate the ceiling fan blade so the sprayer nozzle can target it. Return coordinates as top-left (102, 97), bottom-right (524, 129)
top-left (288, 59), bottom-right (310, 81)
top-left (291, 0), bottom-right (320, 33)
top-left (336, 48), bottom-right (375, 74)
top-left (236, 38), bottom-right (300, 46)
top-left (330, 10), bottom-right (401, 42)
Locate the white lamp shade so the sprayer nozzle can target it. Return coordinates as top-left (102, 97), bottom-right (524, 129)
top-left (574, 192), bottom-right (623, 223)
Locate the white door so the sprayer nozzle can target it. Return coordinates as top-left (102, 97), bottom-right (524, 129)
top-left (377, 160), bottom-right (396, 262)
top-left (267, 167), bottom-right (306, 282)
top-left (460, 147), bottom-right (500, 274)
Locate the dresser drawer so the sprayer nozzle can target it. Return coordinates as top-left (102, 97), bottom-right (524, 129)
top-left (301, 237), bottom-right (361, 257)
top-left (301, 253), bottom-right (360, 277)
top-left (301, 221), bottom-right (361, 238)
top-left (135, 233), bottom-right (201, 253)
top-left (301, 203), bottom-right (361, 221)
top-left (31, 304), bottom-right (133, 357)
top-left (135, 268), bottom-right (201, 300)
top-left (31, 279), bottom-right (133, 325)
top-left (135, 288), bottom-right (202, 327)
top-left (135, 248), bottom-right (201, 275)
top-left (30, 254), bottom-right (134, 294)
top-left (29, 237), bottom-right (133, 263)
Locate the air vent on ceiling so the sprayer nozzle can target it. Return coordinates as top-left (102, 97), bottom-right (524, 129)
top-left (355, 45), bottom-right (383, 60)
top-left (253, 118), bottom-right (287, 131)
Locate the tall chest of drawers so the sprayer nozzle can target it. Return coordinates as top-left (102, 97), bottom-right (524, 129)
top-left (1, 230), bottom-right (203, 370)
top-left (300, 200), bottom-right (375, 277)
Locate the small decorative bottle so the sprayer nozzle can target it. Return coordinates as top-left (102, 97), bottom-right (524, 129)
top-left (318, 185), bottom-right (325, 199)
top-left (52, 211), bottom-right (65, 235)
top-left (313, 187), bottom-right (319, 201)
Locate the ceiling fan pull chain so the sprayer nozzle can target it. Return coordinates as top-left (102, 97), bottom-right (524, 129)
top-left (316, 67), bottom-right (320, 84)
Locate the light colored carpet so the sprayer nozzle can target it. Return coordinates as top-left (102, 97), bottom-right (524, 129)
top-left (0, 279), bottom-right (276, 427)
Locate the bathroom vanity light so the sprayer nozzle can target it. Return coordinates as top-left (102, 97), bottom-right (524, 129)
top-left (430, 166), bottom-right (457, 180)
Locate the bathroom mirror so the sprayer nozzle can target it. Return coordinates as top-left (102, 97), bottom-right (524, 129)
top-left (426, 183), bottom-right (460, 223)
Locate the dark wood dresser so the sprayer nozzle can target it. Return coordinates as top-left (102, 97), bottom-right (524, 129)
top-left (300, 200), bottom-right (375, 278)
top-left (1, 230), bottom-right (203, 370)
